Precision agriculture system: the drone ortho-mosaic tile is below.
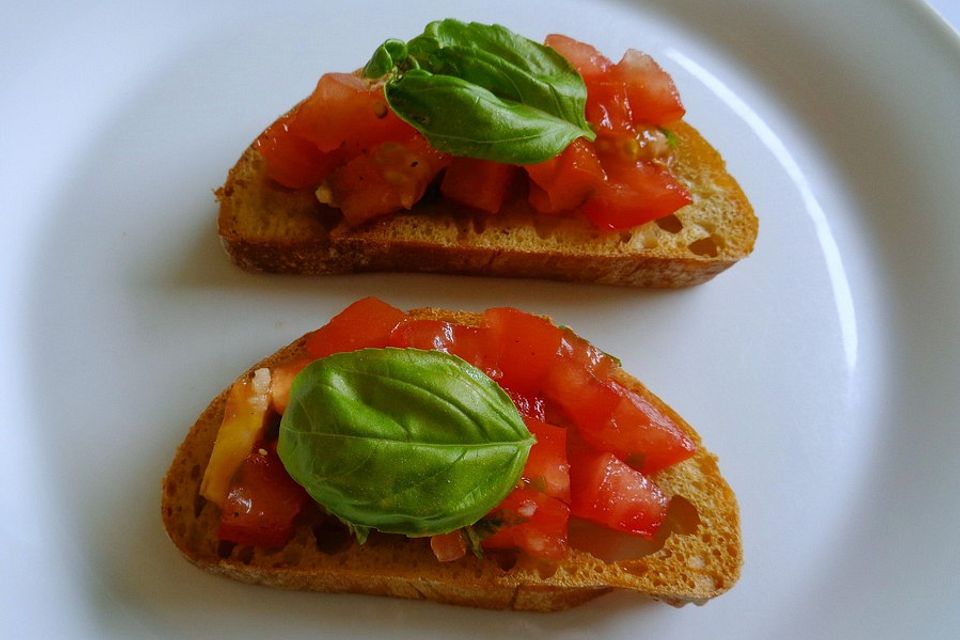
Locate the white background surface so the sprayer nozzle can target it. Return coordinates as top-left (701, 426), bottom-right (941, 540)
top-left (2, 1), bottom-right (959, 638)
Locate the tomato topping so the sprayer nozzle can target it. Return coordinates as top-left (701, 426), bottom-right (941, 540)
top-left (522, 418), bottom-right (570, 502)
top-left (326, 134), bottom-right (450, 226)
top-left (440, 157), bottom-right (519, 214)
top-left (388, 318), bottom-right (497, 375)
top-left (609, 50), bottom-right (685, 126)
top-left (504, 388), bottom-right (546, 422)
top-left (290, 73), bottom-right (415, 153)
top-left (558, 329), bottom-right (619, 380)
top-left (483, 308), bottom-right (563, 395)
top-left (544, 34), bottom-right (613, 79)
top-left (217, 444), bottom-right (310, 548)
top-left (255, 111), bottom-right (345, 189)
top-left (430, 531), bottom-right (467, 562)
top-left (542, 357), bottom-right (622, 429)
top-left (577, 385), bottom-right (696, 475)
top-left (569, 446), bottom-right (668, 537)
top-left (524, 139), bottom-right (605, 214)
top-left (581, 162), bottom-right (692, 230)
top-left (304, 297), bottom-right (407, 358)
top-left (481, 488), bottom-right (570, 560)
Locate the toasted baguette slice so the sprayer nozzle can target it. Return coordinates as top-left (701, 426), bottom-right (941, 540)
top-left (161, 307), bottom-right (741, 611)
top-left (217, 121), bottom-right (757, 287)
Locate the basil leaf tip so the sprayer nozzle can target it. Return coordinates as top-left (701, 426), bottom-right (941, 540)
top-left (277, 348), bottom-right (534, 540)
top-left (363, 19), bottom-right (595, 164)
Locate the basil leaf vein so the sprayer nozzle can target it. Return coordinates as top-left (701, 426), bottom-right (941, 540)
top-left (278, 348), bottom-right (534, 539)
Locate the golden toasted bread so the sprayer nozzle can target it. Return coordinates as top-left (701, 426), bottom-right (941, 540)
top-left (217, 120), bottom-right (756, 287)
top-left (161, 307), bottom-right (741, 611)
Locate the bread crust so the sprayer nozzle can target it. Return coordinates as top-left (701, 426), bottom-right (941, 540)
top-left (161, 308), bottom-right (742, 611)
top-left (217, 122), bottom-right (757, 287)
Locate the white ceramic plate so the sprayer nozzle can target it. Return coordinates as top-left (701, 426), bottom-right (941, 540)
top-left (3, 1), bottom-right (959, 637)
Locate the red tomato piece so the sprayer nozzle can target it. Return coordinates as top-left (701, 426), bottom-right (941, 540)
top-left (327, 134), bottom-right (451, 226)
top-left (581, 162), bottom-right (692, 230)
top-left (217, 444), bottom-right (310, 548)
top-left (388, 318), bottom-right (496, 375)
top-left (481, 488), bottom-right (570, 560)
top-left (610, 49), bottom-right (685, 125)
top-left (524, 139), bottom-right (606, 214)
top-left (579, 385), bottom-right (696, 475)
top-left (568, 447), bottom-right (668, 537)
top-left (503, 388), bottom-right (546, 422)
top-left (290, 73), bottom-right (415, 153)
top-left (585, 81), bottom-right (635, 135)
top-left (483, 307), bottom-right (563, 395)
top-left (440, 157), bottom-right (519, 214)
top-left (544, 34), bottom-right (612, 79)
top-left (269, 357), bottom-right (312, 415)
top-left (557, 329), bottom-right (620, 381)
top-left (430, 531), bottom-right (467, 562)
top-left (305, 297), bottom-right (407, 358)
top-left (522, 418), bottom-right (570, 502)
top-left (542, 357), bottom-right (622, 429)
top-left (255, 111), bottom-right (345, 189)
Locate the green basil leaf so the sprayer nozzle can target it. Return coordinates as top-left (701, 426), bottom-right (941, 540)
top-left (362, 38), bottom-right (409, 79)
top-left (386, 70), bottom-right (589, 164)
top-left (363, 19), bottom-right (594, 163)
top-left (277, 348), bottom-right (534, 538)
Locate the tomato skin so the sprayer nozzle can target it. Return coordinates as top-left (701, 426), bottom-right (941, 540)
top-left (388, 318), bottom-right (497, 375)
top-left (568, 446), bottom-right (668, 537)
top-left (291, 73), bottom-right (415, 153)
top-left (524, 139), bottom-right (605, 214)
top-left (581, 163), bottom-right (692, 230)
top-left (440, 157), bottom-right (519, 214)
top-left (542, 358), bottom-right (622, 429)
top-left (504, 388), bottom-right (546, 422)
top-left (328, 134), bottom-right (450, 226)
top-left (522, 418), bottom-right (570, 502)
top-left (304, 297), bottom-right (407, 358)
top-left (610, 49), bottom-right (685, 126)
top-left (544, 34), bottom-right (613, 79)
top-left (481, 488), bottom-right (570, 560)
top-left (584, 385), bottom-right (696, 475)
top-left (255, 111), bottom-right (345, 189)
top-left (430, 531), bottom-right (467, 562)
top-left (483, 308), bottom-right (563, 395)
top-left (217, 444), bottom-right (310, 548)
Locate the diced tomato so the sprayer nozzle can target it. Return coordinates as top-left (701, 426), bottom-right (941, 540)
top-left (581, 162), bottom-right (691, 230)
top-left (481, 488), bottom-right (570, 560)
top-left (544, 34), bottom-right (612, 79)
top-left (542, 358), bottom-right (622, 430)
top-left (388, 318), bottom-right (496, 375)
top-left (290, 73), bottom-right (415, 153)
top-left (504, 388), bottom-right (546, 422)
top-left (483, 308), bottom-right (563, 395)
top-left (568, 446), bottom-right (668, 537)
top-left (304, 297), bottom-right (407, 358)
top-left (585, 82), bottom-right (634, 135)
top-left (610, 50), bottom-right (685, 125)
top-left (327, 134), bottom-right (450, 226)
top-left (269, 358), bottom-right (311, 415)
top-left (430, 530), bottom-right (467, 562)
top-left (255, 111), bottom-right (345, 189)
top-left (524, 138), bottom-right (605, 214)
top-left (440, 157), bottom-right (519, 214)
top-left (217, 444), bottom-right (310, 548)
top-left (558, 329), bottom-right (619, 380)
top-left (576, 384), bottom-right (696, 475)
top-left (522, 418), bottom-right (570, 502)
